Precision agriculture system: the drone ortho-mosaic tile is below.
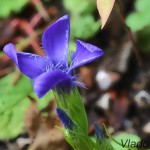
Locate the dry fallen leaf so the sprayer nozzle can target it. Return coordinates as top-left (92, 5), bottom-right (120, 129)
top-left (25, 99), bottom-right (69, 150)
top-left (97, 0), bottom-right (115, 29)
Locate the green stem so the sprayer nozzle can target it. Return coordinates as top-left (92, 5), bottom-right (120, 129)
top-left (103, 124), bottom-right (131, 150)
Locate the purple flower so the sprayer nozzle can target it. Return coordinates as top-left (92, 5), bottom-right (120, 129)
top-left (3, 15), bottom-right (103, 98)
top-left (56, 107), bottom-right (77, 130)
top-left (94, 122), bottom-right (105, 142)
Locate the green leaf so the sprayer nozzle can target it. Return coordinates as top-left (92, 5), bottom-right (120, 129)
top-left (63, 0), bottom-right (100, 39)
top-left (55, 87), bottom-right (88, 134)
top-left (0, 73), bottom-right (53, 139)
top-left (98, 138), bottom-right (114, 150)
top-left (0, 74), bottom-right (32, 113)
top-left (63, 0), bottom-right (96, 15)
top-left (126, 0), bottom-right (150, 52)
top-left (104, 124), bottom-right (140, 150)
top-left (0, 97), bottom-right (30, 139)
top-left (126, 0), bottom-right (150, 32)
top-left (0, 0), bottom-right (28, 18)
top-left (63, 129), bottom-right (98, 150)
top-left (71, 15), bottom-right (100, 39)
top-left (111, 133), bottom-right (140, 150)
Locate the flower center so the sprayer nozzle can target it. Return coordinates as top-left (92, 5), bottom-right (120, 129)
top-left (44, 56), bottom-right (68, 73)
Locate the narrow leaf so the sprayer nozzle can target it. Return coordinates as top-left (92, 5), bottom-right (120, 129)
top-left (54, 87), bottom-right (88, 133)
top-left (97, 0), bottom-right (115, 28)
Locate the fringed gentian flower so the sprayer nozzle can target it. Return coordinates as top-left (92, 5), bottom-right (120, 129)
top-left (94, 122), bottom-right (105, 142)
top-left (3, 15), bottom-right (103, 98)
top-left (94, 123), bottom-right (114, 149)
top-left (56, 107), bottom-right (97, 150)
top-left (56, 107), bottom-right (77, 130)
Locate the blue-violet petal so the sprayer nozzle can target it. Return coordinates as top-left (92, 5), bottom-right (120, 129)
top-left (70, 40), bottom-right (104, 69)
top-left (94, 122), bottom-right (105, 142)
top-left (3, 43), bottom-right (45, 79)
top-left (42, 15), bottom-right (70, 68)
top-left (33, 70), bottom-right (72, 98)
top-left (56, 107), bottom-right (76, 130)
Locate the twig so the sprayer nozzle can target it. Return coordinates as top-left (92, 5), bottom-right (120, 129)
top-left (29, 0), bottom-right (50, 21)
top-left (16, 29), bottom-right (43, 55)
top-left (116, 0), bottom-right (143, 66)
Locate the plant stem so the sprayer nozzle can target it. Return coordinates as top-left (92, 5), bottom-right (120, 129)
top-left (103, 124), bottom-right (131, 150)
top-left (116, 0), bottom-right (143, 66)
